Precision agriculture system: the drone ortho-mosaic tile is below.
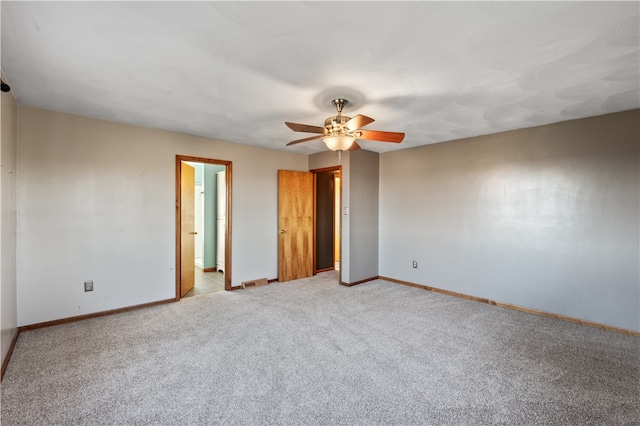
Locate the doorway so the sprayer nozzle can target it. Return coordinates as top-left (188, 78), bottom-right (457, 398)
top-left (176, 155), bottom-right (232, 299)
top-left (314, 168), bottom-right (341, 273)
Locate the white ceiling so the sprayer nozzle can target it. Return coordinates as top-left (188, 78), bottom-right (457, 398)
top-left (1, 1), bottom-right (638, 154)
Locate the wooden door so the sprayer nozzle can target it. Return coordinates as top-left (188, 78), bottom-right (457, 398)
top-left (278, 170), bottom-right (314, 282)
top-left (180, 162), bottom-right (196, 297)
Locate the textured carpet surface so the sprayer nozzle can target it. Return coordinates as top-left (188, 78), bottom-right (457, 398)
top-left (2, 272), bottom-right (639, 425)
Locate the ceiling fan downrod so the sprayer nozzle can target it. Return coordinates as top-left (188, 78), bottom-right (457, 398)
top-left (331, 98), bottom-right (348, 115)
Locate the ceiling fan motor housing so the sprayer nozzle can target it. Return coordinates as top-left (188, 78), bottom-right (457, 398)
top-left (324, 115), bottom-right (352, 136)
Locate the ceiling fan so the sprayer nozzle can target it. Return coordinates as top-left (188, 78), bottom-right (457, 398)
top-left (285, 98), bottom-right (405, 151)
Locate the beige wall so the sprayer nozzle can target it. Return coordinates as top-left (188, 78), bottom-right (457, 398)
top-left (348, 149), bottom-right (379, 282)
top-left (1, 77), bottom-right (18, 364)
top-left (17, 106), bottom-right (307, 326)
top-left (379, 110), bottom-right (640, 331)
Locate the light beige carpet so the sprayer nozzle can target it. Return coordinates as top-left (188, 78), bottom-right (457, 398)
top-left (2, 271), bottom-right (638, 425)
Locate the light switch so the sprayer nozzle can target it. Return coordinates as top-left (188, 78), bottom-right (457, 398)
top-left (344, 207), bottom-right (349, 215)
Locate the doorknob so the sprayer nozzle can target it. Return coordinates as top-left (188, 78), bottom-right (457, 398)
top-left (279, 230), bottom-right (287, 234)
top-left (190, 231), bottom-right (198, 235)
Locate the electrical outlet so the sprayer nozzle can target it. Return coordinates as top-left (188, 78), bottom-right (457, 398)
top-left (412, 261), bottom-right (418, 268)
top-left (84, 280), bottom-right (94, 292)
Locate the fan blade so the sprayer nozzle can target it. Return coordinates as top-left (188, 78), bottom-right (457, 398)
top-left (349, 141), bottom-right (361, 151)
top-left (356, 129), bottom-right (405, 143)
top-left (285, 122), bottom-right (324, 134)
top-left (344, 114), bottom-right (375, 132)
top-left (286, 134), bottom-right (324, 146)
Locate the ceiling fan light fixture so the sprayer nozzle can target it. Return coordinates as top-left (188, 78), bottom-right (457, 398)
top-left (285, 97), bottom-right (404, 150)
top-left (323, 134), bottom-right (355, 151)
